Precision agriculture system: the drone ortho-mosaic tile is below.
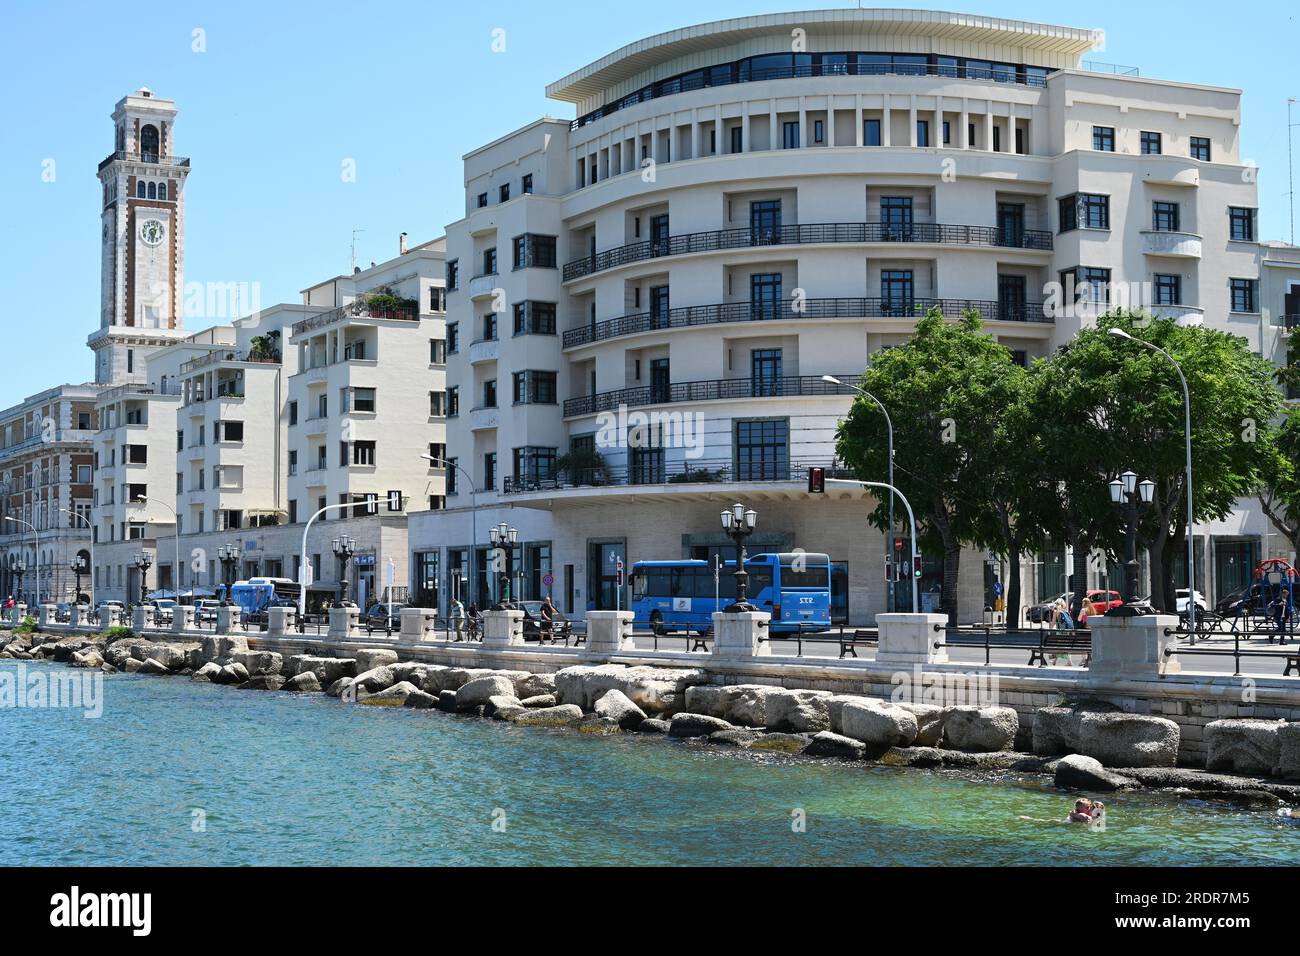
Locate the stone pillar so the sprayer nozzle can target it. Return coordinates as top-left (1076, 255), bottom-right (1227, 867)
top-left (12, 604), bottom-right (26, 626)
top-left (216, 606), bottom-right (243, 635)
top-left (400, 607), bottom-right (437, 642)
top-left (132, 605), bottom-right (155, 632)
top-left (1088, 613), bottom-right (1181, 678)
top-left (328, 606), bottom-right (360, 641)
top-left (37, 604), bottom-right (56, 628)
top-left (876, 613), bottom-right (949, 665)
top-left (173, 605), bottom-right (195, 634)
top-left (586, 610), bottom-right (635, 654)
top-left (267, 606), bottom-right (295, 637)
top-left (481, 608), bottom-right (525, 648)
top-left (711, 610), bottom-right (771, 658)
top-left (68, 604), bottom-right (81, 626)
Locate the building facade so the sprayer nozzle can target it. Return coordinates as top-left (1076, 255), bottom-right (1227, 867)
top-left (409, 8), bottom-right (1290, 624)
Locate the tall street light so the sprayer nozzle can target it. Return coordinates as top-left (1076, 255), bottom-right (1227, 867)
top-left (4, 516), bottom-right (40, 606)
top-left (487, 522), bottom-right (518, 609)
top-left (719, 502), bottom-right (758, 612)
top-left (59, 507), bottom-right (94, 609)
top-left (823, 375), bottom-right (896, 612)
top-left (1108, 470), bottom-right (1156, 609)
top-left (132, 550), bottom-right (153, 606)
top-left (332, 535), bottom-right (357, 608)
top-left (1109, 328), bottom-right (1196, 630)
top-left (135, 495), bottom-right (182, 604)
top-left (217, 543), bottom-right (241, 606)
top-left (827, 479), bottom-right (921, 613)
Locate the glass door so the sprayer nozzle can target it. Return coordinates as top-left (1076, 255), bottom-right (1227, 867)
top-left (750, 199), bottom-right (782, 246)
top-left (880, 196), bottom-right (913, 242)
top-left (998, 275), bottom-right (1027, 322)
top-left (880, 270), bottom-right (914, 316)
top-left (649, 214), bottom-right (670, 257)
top-left (751, 349), bottom-right (784, 397)
top-left (649, 358), bottom-right (671, 404)
top-left (997, 202), bottom-right (1025, 247)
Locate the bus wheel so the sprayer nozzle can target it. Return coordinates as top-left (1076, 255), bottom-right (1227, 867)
top-left (649, 611), bottom-right (664, 636)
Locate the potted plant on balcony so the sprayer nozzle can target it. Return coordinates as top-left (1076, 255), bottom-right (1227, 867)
top-left (555, 448), bottom-right (609, 487)
top-left (357, 287), bottom-right (418, 319)
top-left (247, 329), bottom-right (280, 362)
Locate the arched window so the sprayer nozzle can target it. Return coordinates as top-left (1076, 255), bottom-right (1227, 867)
top-left (158, 182), bottom-right (167, 201)
top-left (136, 181), bottom-right (146, 199)
top-left (139, 125), bottom-right (159, 162)
top-left (147, 182), bottom-right (156, 200)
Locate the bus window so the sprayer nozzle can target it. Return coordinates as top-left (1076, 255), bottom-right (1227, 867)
top-left (780, 562), bottom-right (829, 589)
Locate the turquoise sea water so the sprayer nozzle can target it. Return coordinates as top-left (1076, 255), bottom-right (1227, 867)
top-left (2, 661), bottom-right (1298, 866)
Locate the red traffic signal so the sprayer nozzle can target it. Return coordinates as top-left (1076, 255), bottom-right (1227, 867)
top-left (807, 467), bottom-right (826, 494)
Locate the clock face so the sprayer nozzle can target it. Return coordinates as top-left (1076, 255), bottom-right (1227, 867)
top-left (139, 219), bottom-right (165, 247)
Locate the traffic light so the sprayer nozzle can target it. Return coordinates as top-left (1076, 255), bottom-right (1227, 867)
top-left (807, 466), bottom-right (826, 494)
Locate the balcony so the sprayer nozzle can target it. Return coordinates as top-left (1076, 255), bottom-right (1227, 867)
top-left (503, 458), bottom-right (857, 495)
top-left (469, 407), bottom-right (500, 432)
top-left (563, 222), bottom-right (1052, 281)
top-left (468, 274), bottom-right (500, 299)
top-left (179, 349), bottom-right (280, 375)
top-left (98, 150), bottom-right (191, 172)
top-left (468, 338), bottom-right (499, 365)
top-left (564, 297), bottom-right (1051, 348)
top-left (1141, 231), bottom-right (1202, 259)
top-left (1152, 304), bottom-right (1205, 325)
top-left (564, 373), bottom-right (859, 418)
top-left (302, 416), bottom-right (328, 437)
top-left (290, 299), bottom-right (418, 338)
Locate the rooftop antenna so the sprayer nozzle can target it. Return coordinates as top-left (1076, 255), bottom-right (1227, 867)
top-left (1289, 98), bottom-right (1298, 245)
top-left (350, 229), bottom-right (366, 273)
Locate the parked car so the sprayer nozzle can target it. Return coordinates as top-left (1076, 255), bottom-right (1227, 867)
top-left (1027, 590), bottom-right (1122, 626)
top-left (1175, 589), bottom-right (1208, 615)
top-left (193, 600), bottom-right (221, 624)
top-left (147, 598), bottom-right (177, 624)
top-left (518, 600), bottom-right (570, 640)
top-left (95, 600), bottom-right (126, 624)
top-left (364, 603), bottom-right (406, 631)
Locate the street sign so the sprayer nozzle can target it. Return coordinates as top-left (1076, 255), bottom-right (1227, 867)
top-left (807, 467), bottom-right (826, 493)
top-left (541, 572), bottom-right (554, 588)
top-left (299, 561), bottom-right (314, 586)
top-left (894, 537), bottom-right (904, 551)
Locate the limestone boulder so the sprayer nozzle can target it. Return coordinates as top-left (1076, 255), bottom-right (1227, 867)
top-left (192, 662), bottom-right (224, 682)
top-left (1276, 723), bottom-right (1300, 782)
top-left (575, 715), bottom-right (622, 736)
top-left (514, 672), bottom-right (556, 700)
top-left (47, 635), bottom-right (106, 662)
top-left (289, 655), bottom-right (356, 685)
top-left (122, 658), bottom-right (143, 673)
top-left (942, 706), bottom-right (1018, 752)
top-left (354, 648), bottom-right (400, 672)
top-left (102, 637), bottom-right (151, 668)
top-left (840, 700), bottom-right (918, 752)
top-left (1206, 719), bottom-right (1285, 776)
top-left (637, 718), bottom-right (670, 734)
top-left (520, 694), bottom-right (556, 709)
top-left (138, 658), bottom-right (171, 676)
top-left (199, 635), bottom-right (249, 664)
top-left (554, 664), bottom-right (708, 714)
top-left (804, 730), bottom-right (868, 760)
top-left (484, 694), bottom-right (522, 718)
top-left (231, 650), bottom-right (283, 677)
top-left (899, 703), bottom-right (946, 747)
top-left (403, 689), bottom-right (439, 710)
top-left (764, 689), bottom-right (833, 733)
top-left (359, 680), bottom-right (420, 706)
top-left (239, 674), bottom-right (286, 691)
top-left (69, 649), bottom-right (105, 669)
top-left (1054, 754), bottom-right (1139, 792)
top-left (1032, 704), bottom-right (1178, 768)
top-left (282, 672), bottom-right (321, 693)
top-left (512, 704), bottom-right (584, 727)
top-left (327, 677), bottom-right (355, 699)
top-left (353, 666), bottom-right (396, 693)
top-left (749, 733), bottom-right (812, 754)
top-left (436, 690), bottom-right (459, 713)
top-left (828, 694), bottom-right (868, 734)
top-left (456, 675), bottom-right (517, 708)
top-left (491, 702), bottom-right (528, 721)
top-left (685, 684), bottom-right (773, 728)
top-left (594, 689), bottom-right (647, 729)
top-left (668, 713), bottom-right (734, 738)
top-left (708, 729), bottom-right (764, 748)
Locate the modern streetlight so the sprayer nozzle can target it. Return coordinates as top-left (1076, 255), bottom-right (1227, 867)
top-left (487, 522), bottom-right (518, 609)
top-left (719, 502), bottom-right (759, 612)
top-left (59, 507), bottom-right (94, 610)
top-left (827, 479), bottom-right (921, 613)
top-left (421, 453), bottom-right (477, 610)
top-left (217, 543), bottom-right (241, 606)
top-left (4, 516), bottom-right (40, 606)
top-left (131, 550), bottom-right (153, 606)
top-left (1108, 470), bottom-right (1156, 610)
top-left (1109, 328), bottom-right (1197, 630)
top-left (331, 535), bottom-right (357, 607)
top-left (135, 496), bottom-right (182, 605)
top-left (824, 374), bottom-right (896, 612)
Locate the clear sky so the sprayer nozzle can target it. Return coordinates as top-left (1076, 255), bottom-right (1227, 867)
top-left (1, 0), bottom-right (1298, 408)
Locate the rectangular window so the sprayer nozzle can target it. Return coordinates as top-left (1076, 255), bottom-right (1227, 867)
top-left (1014, 127), bottom-right (1024, 155)
top-left (863, 119), bottom-right (881, 146)
top-left (880, 269), bottom-right (914, 315)
top-left (288, 500), bottom-right (298, 524)
top-left (482, 247), bottom-right (497, 275)
top-left (512, 446), bottom-right (557, 486)
top-left (483, 453), bottom-right (496, 492)
top-left (481, 313), bottom-right (497, 341)
top-left (735, 419), bottom-right (789, 481)
top-left (352, 441), bottom-right (376, 466)
top-left (499, 183), bottom-right (510, 203)
top-left (1062, 267), bottom-right (1113, 304)
top-left (446, 387), bottom-right (458, 417)
top-left (512, 371), bottom-right (558, 405)
top-left (512, 233), bottom-right (557, 269)
top-left (352, 387), bottom-right (376, 413)
top-left (1141, 131), bottom-right (1162, 155)
top-left (730, 126), bottom-right (743, 154)
top-left (1093, 126), bottom-right (1115, 152)
top-left (942, 120), bottom-right (951, 145)
top-left (916, 119), bottom-right (930, 147)
top-left (512, 301), bottom-right (557, 335)
top-left (476, 192), bottom-right (488, 208)
top-left (288, 450), bottom-right (297, 476)
top-left (782, 121), bottom-right (799, 149)
top-left (447, 458), bottom-right (458, 496)
top-left (430, 339), bottom-right (446, 364)
top-left (749, 272), bottom-right (783, 319)
top-left (1154, 274), bottom-right (1182, 306)
top-left (483, 379), bottom-right (497, 409)
top-left (446, 260), bottom-right (458, 290)
top-left (428, 287), bottom-right (446, 312)
top-left (1191, 136), bottom-right (1212, 162)
top-left (992, 126), bottom-right (1001, 153)
top-left (813, 119), bottom-right (824, 144)
top-left (1229, 207), bottom-right (1256, 242)
top-left (288, 401), bottom-right (298, 426)
top-left (1059, 193), bottom-right (1109, 232)
top-left (1230, 278), bottom-right (1258, 313)
top-left (216, 420), bottom-right (244, 442)
top-left (447, 322), bottom-right (459, 353)
top-left (1152, 201), bottom-right (1180, 232)
top-left (522, 174), bottom-right (533, 194)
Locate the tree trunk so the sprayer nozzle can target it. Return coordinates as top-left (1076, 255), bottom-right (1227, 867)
top-left (942, 541), bottom-right (961, 624)
top-left (1147, 535), bottom-right (1167, 612)
top-left (1070, 534), bottom-right (1090, 621)
top-left (1006, 538), bottom-right (1023, 628)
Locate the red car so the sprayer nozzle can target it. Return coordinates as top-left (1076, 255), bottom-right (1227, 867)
top-left (1078, 589), bottom-right (1123, 626)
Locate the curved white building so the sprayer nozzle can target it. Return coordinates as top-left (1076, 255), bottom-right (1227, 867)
top-left (410, 9), bottom-right (1288, 624)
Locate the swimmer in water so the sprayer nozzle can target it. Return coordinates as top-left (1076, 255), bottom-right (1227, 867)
top-left (1067, 798), bottom-right (1095, 823)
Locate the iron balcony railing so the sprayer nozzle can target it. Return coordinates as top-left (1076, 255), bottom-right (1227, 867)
top-left (563, 297), bottom-right (1051, 348)
top-left (290, 300), bottom-right (419, 337)
top-left (563, 373), bottom-right (860, 418)
top-left (563, 221), bottom-right (1052, 280)
top-left (97, 151), bottom-right (191, 171)
top-left (502, 458), bottom-right (857, 495)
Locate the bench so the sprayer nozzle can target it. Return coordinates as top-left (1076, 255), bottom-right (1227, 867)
top-left (535, 621), bottom-right (576, 646)
top-left (840, 629), bottom-right (878, 659)
top-left (1028, 629), bottom-right (1093, 667)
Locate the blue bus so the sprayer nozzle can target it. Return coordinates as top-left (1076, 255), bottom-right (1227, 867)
top-left (630, 553), bottom-right (832, 636)
top-left (228, 577), bottom-right (298, 618)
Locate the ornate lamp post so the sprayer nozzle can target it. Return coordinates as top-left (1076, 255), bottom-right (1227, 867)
top-left (217, 544), bottom-right (241, 606)
top-left (1108, 470), bottom-right (1156, 613)
top-left (488, 522), bottom-right (518, 609)
top-left (69, 554), bottom-right (87, 605)
top-left (331, 535), bottom-right (356, 607)
top-left (132, 551), bottom-right (153, 606)
top-left (10, 554), bottom-right (26, 604)
top-left (719, 502), bottom-right (758, 612)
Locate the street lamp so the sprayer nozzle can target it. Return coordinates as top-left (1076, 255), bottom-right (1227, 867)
top-left (136, 496), bottom-right (182, 605)
top-left (1109, 328), bottom-right (1197, 630)
top-left (331, 535), bottom-right (356, 607)
top-left (217, 543), bottom-right (241, 606)
top-left (9, 554), bottom-right (27, 605)
top-left (823, 375), bottom-right (897, 612)
top-left (719, 502), bottom-right (758, 612)
top-left (1108, 470), bottom-right (1156, 612)
top-left (131, 550), bottom-right (153, 606)
top-left (487, 522), bottom-right (518, 609)
top-left (4, 516), bottom-right (40, 606)
top-left (69, 554), bottom-right (88, 606)
top-left (60, 507), bottom-right (94, 610)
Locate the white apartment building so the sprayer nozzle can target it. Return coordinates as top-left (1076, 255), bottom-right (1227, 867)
top-left (409, 8), bottom-right (1291, 624)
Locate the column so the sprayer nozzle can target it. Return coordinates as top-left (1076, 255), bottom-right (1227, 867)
top-left (855, 95), bottom-right (864, 146)
top-left (984, 110), bottom-right (994, 153)
top-left (908, 97), bottom-right (918, 147)
top-left (1088, 614), bottom-right (1182, 678)
top-left (876, 613), bottom-right (950, 665)
top-left (960, 101), bottom-right (970, 149)
top-left (586, 610), bottom-right (635, 654)
top-left (711, 610), bottom-right (772, 658)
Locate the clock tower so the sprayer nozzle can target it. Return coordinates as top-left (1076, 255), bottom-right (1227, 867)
top-left (89, 88), bottom-right (192, 385)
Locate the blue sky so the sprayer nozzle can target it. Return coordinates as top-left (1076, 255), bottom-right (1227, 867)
top-left (1, 0), bottom-right (1297, 408)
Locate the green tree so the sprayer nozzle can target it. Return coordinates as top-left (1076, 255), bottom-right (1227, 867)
top-left (835, 308), bottom-right (1022, 622)
top-left (1258, 406), bottom-right (1300, 558)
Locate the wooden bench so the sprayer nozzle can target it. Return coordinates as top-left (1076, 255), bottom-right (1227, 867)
top-left (1028, 629), bottom-right (1093, 667)
top-left (839, 629), bottom-right (878, 659)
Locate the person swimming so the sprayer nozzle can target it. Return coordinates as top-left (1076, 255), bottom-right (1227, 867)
top-left (1067, 799), bottom-right (1095, 823)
